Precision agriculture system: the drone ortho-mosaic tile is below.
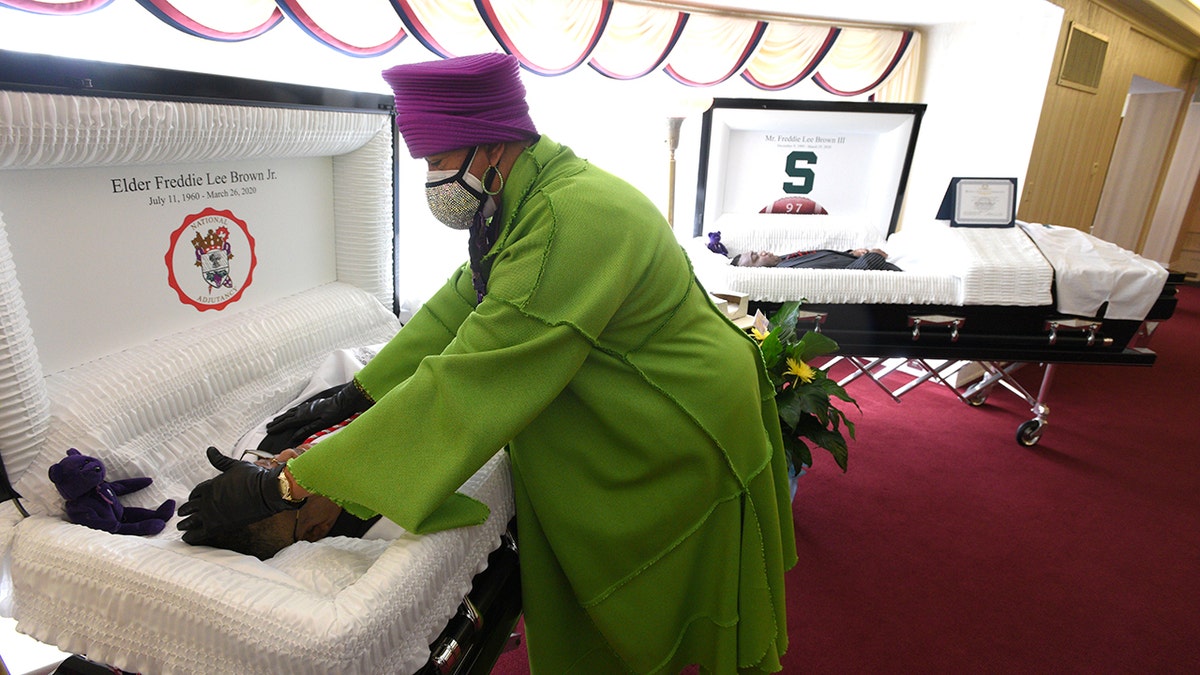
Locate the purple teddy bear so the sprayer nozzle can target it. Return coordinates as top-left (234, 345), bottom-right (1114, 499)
top-left (48, 448), bottom-right (175, 536)
top-left (707, 231), bottom-right (728, 255)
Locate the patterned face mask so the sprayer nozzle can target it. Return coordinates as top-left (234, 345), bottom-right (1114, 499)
top-left (424, 146), bottom-right (496, 230)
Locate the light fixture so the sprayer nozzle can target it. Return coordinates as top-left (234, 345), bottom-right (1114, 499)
top-left (663, 96), bottom-right (713, 227)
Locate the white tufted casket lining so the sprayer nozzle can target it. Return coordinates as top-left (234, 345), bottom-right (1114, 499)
top-left (688, 220), bottom-right (1054, 307)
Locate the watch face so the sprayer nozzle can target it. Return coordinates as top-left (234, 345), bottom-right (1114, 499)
top-left (278, 471), bottom-right (293, 501)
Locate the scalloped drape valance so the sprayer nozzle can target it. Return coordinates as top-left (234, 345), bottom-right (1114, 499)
top-left (1, 0), bottom-right (918, 96)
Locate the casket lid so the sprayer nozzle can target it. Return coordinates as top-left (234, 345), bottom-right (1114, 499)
top-left (0, 50), bottom-right (396, 506)
top-left (0, 48), bottom-right (392, 112)
top-left (693, 98), bottom-right (925, 241)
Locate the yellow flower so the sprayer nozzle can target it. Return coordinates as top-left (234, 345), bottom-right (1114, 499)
top-left (786, 357), bottom-right (815, 384)
top-left (750, 326), bottom-right (769, 342)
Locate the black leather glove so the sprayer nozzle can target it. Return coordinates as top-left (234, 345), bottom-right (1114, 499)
top-left (177, 446), bottom-right (303, 545)
top-left (265, 381), bottom-right (373, 446)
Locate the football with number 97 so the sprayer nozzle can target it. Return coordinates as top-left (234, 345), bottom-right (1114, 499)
top-left (759, 196), bottom-right (828, 215)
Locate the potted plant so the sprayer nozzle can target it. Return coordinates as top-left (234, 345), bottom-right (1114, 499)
top-left (750, 302), bottom-right (857, 496)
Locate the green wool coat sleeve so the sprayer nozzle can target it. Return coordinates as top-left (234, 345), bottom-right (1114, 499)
top-left (352, 263), bottom-right (478, 400)
top-left (287, 295), bottom-right (592, 533)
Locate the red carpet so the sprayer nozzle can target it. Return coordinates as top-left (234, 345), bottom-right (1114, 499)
top-left (494, 286), bottom-right (1200, 674)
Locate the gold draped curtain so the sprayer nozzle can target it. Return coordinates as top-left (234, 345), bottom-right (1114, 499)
top-left (0, 0), bottom-right (920, 99)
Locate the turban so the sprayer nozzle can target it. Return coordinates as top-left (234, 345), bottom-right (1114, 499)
top-left (382, 53), bottom-right (539, 159)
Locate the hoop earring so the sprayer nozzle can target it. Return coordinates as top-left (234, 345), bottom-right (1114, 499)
top-left (483, 165), bottom-right (504, 195)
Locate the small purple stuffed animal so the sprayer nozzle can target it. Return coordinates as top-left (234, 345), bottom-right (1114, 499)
top-left (48, 448), bottom-right (175, 536)
top-left (707, 231), bottom-right (729, 255)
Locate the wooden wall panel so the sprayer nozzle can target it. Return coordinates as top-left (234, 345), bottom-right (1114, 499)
top-left (1019, 0), bottom-right (1196, 240)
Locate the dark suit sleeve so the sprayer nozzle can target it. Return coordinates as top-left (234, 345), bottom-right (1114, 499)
top-left (775, 250), bottom-right (901, 271)
top-left (847, 251), bottom-right (901, 271)
top-left (777, 250), bottom-right (856, 269)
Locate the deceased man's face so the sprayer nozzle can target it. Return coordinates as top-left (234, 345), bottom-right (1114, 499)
top-left (735, 251), bottom-right (781, 267)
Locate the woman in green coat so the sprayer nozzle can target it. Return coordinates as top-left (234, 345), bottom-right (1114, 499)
top-left (180, 52), bottom-right (796, 674)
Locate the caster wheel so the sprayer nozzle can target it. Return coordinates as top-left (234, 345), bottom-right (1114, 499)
top-left (967, 391), bottom-right (988, 407)
top-left (1016, 419), bottom-right (1044, 447)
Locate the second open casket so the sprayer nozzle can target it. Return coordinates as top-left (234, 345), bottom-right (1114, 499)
top-left (688, 98), bottom-right (1176, 365)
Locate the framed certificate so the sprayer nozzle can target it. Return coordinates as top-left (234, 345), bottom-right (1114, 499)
top-left (937, 177), bottom-right (1017, 227)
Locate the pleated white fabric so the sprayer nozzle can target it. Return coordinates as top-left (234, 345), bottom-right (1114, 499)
top-left (9, 453), bottom-right (512, 675)
top-left (0, 212), bottom-right (48, 488)
top-left (12, 282), bottom-right (400, 516)
top-left (333, 126), bottom-right (396, 308)
top-left (2, 282), bottom-right (514, 674)
top-left (688, 220), bottom-right (1055, 307)
top-left (952, 224), bottom-right (1054, 306)
top-left (0, 91), bottom-right (385, 170)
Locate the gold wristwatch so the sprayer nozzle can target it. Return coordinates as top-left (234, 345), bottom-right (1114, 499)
top-left (277, 469), bottom-right (304, 504)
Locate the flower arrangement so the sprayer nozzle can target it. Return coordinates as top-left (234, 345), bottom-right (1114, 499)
top-left (750, 301), bottom-right (857, 473)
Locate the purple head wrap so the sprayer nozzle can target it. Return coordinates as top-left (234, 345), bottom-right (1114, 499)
top-left (382, 53), bottom-right (539, 159)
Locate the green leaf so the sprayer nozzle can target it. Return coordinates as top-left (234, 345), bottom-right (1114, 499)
top-left (795, 388), bottom-right (832, 418)
top-left (790, 415), bottom-right (850, 472)
top-left (795, 330), bottom-right (841, 362)
top-left (807, 425), bottom-right (849, 472)
top-left (806, 375), bottom-right (859, 408)
top-left (759, 331), bottom-right (783, 369)
top-left (792, 413), bottom-right (825, 437)
top-left (828, 385), bottom-right (859, 407)
top-left (781, 433), bottom-right (813, 471)
top-left (769, 301), bottom-right (802, 333)
top-left (776, 391), bottom-right (803, 429)
top-left (818, 430), bottom-right (849, 472)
